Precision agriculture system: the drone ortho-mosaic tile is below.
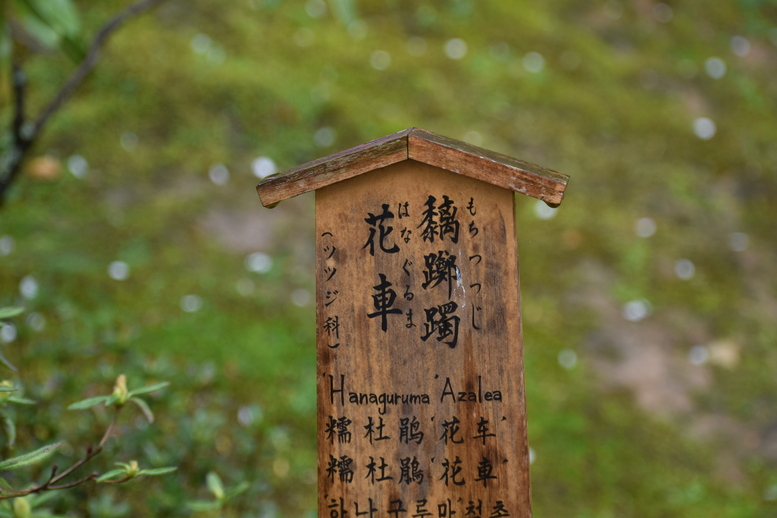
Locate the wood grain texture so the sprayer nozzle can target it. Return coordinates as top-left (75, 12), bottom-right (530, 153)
top-left (408, 129), bottom-right (567, 207)
top-left (256, 128), bottom-right (568, 208)
top-left (256, 129), bottom-right (412, 207)
top-left (316, 161), bottom-right (531, 517)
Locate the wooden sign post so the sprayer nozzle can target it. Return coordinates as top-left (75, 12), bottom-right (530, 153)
top-left (257, 128), bottom-right (568, 517)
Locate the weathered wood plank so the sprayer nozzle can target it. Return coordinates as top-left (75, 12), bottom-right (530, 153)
top-left (408, 129), bottom-right (568, 207)
top-left (256, 129), bottom-right (412, 207)
top-left (256, 127), bottom-right (569, 208)
top-left (316, 161), bottom-right (531, 517)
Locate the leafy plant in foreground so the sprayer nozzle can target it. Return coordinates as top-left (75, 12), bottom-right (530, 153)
top-left (188, 472), bottom-right (250, 514)
top-left (0, 306), bottom-right (175, 503)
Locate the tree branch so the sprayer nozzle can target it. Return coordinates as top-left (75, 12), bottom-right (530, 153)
top-left (0, 61), bottom-right (33, 203)
top-left (31, 0), bottom-right (167, 137)
top-left (0, 407), bottom-right (121, 500)
top-left (47, 472), bottom-right (99, 491)
top-left (0, 0), bottom-right (168, 205)
top-left (12, 62), bottom-right (27, 149)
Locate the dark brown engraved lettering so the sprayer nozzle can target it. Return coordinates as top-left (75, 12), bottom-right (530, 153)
top-left (411, 499), bottom-right (433, 517)
top-left (474, 457), bottom-right (497, 487)
top-left (398, 456), bottom-right (424, 485)
top-left (388, 499), bottom-right (408, 517)
top-left (363, 204), bottom-right (400, 255)
top-left (440, 456), bottom-right (466, 486)
top-left (364, 416), bottom-right (390, 444)
top-left (367, 273), bottom-right (402, 332)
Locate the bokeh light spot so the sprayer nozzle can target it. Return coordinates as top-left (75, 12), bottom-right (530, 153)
top-left (120, 132), bottom-right (139, 151)
top-left (533, 200), bottom-right (557, 220)
top-left (0, 236), bottom-right (14, 256)
top-left (190, 33), bottom-right (212, 54)
top-left (305, 0), bottom-right (326, 18)
top-left (245, 252), bottom-right (273, 273)
top-left (238, 404), bottom-right (264, 427)
top-left (252, 157), bottom-right (277, 179)
top-left (180, 294), bottom-right (203, 313)
top-left (273, 458), bottom-right (290, 478)
top-left (689, 345), bottom-right (709, 365)
top-left (20, 275), bottom-right (38, 299)
top-left (108, 261), bottom-right (130, 281)
top-left (26, 312), bottom-right (46, 332)
top-left (67, 155), bottom-right (89, 179)
top-left (558, 349), bottom-right (578, 370)
top-left (236, 278), bottom-right (255, 296)
top-left (0, 324), bottom-right (16, 343)
top-left (693, 117), bottom-right (716, 140)
top-left (444, 38), bottom-right (468, 60)
top-left (729, 232), bottom-right (749, 252)
top-left (635, 217), bottom-right (656, 237)
top-left (731, 36), bottom-right (750, 57)
top-left (523, 52), bottom-right (545, 73)
top-left (314, 127), bottom-right (336, 148)
top-left (705, 57), bottom-right (726, 79)
top-left (370, 50), bottom-right (391, 70)
top-left (291, 289), bottom-right (312, 307)
top-left (209, 163), bottom-right (229, 185)
top-left (674, 259), bottom-right (696, 280)
top-left (623, 299), bottom-right (652, 322)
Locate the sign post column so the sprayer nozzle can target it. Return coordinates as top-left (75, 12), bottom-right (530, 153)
top-left (256, 128), bottom-right (569, 517)
top-left (316, 160), bottom-right (530, 517)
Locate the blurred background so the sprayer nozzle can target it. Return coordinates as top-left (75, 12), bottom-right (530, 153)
top-left (1, 0), bottom-right (776, 516)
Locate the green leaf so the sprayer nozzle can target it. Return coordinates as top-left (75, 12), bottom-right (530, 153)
top-left (129, 397), bottom-right (154, 423)
top-left (8, 396), bottom-right (35, 405)
top-left (0, 352), bottom-right (17, 373)
top-left (13, 1), bottom-right (60, 49)
top-left (26, 490), bottom-right (60, 507)
top-left (0, 386), bottom-right (16, 393)
top-left (67, 395), bottom-right (109, 410)
top-left (13, 0), bottom-right (85, 61)
top-left (0, 442), bottom-right (61, 471)
top-left (103, 394), bottom-right (119, 407)
top-left (127, 381), bottom-right (169, 398)
top-left (2, 417), bottom-right (15, 450)
top-left (29, 0), bottom-right (81, 35)
top-left (138, 466), bottom-right (177, 477)
top-left (96, 469), bottom-right (127, 483)
top-left (0, 308), bottom-right (23, 320)
top-left (206, 472), bottom-right (225, 500)
top-left (224, 481), bottom-right (250, 500)
top-left (187, 500), bottom-right (222, 512)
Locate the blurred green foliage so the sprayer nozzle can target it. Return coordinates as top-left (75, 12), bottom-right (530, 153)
top-left (1, 0), bottom-right (776, 516)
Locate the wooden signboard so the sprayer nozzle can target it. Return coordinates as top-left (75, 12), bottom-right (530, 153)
top-left (257, 128), bottom-right (569, 518)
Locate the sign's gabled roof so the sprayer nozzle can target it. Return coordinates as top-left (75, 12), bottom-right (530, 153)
top-left (256, 128), bottom-right (569, 208)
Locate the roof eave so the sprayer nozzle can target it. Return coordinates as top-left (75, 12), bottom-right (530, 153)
top-left (256, 128), bottom-right (569, 208)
